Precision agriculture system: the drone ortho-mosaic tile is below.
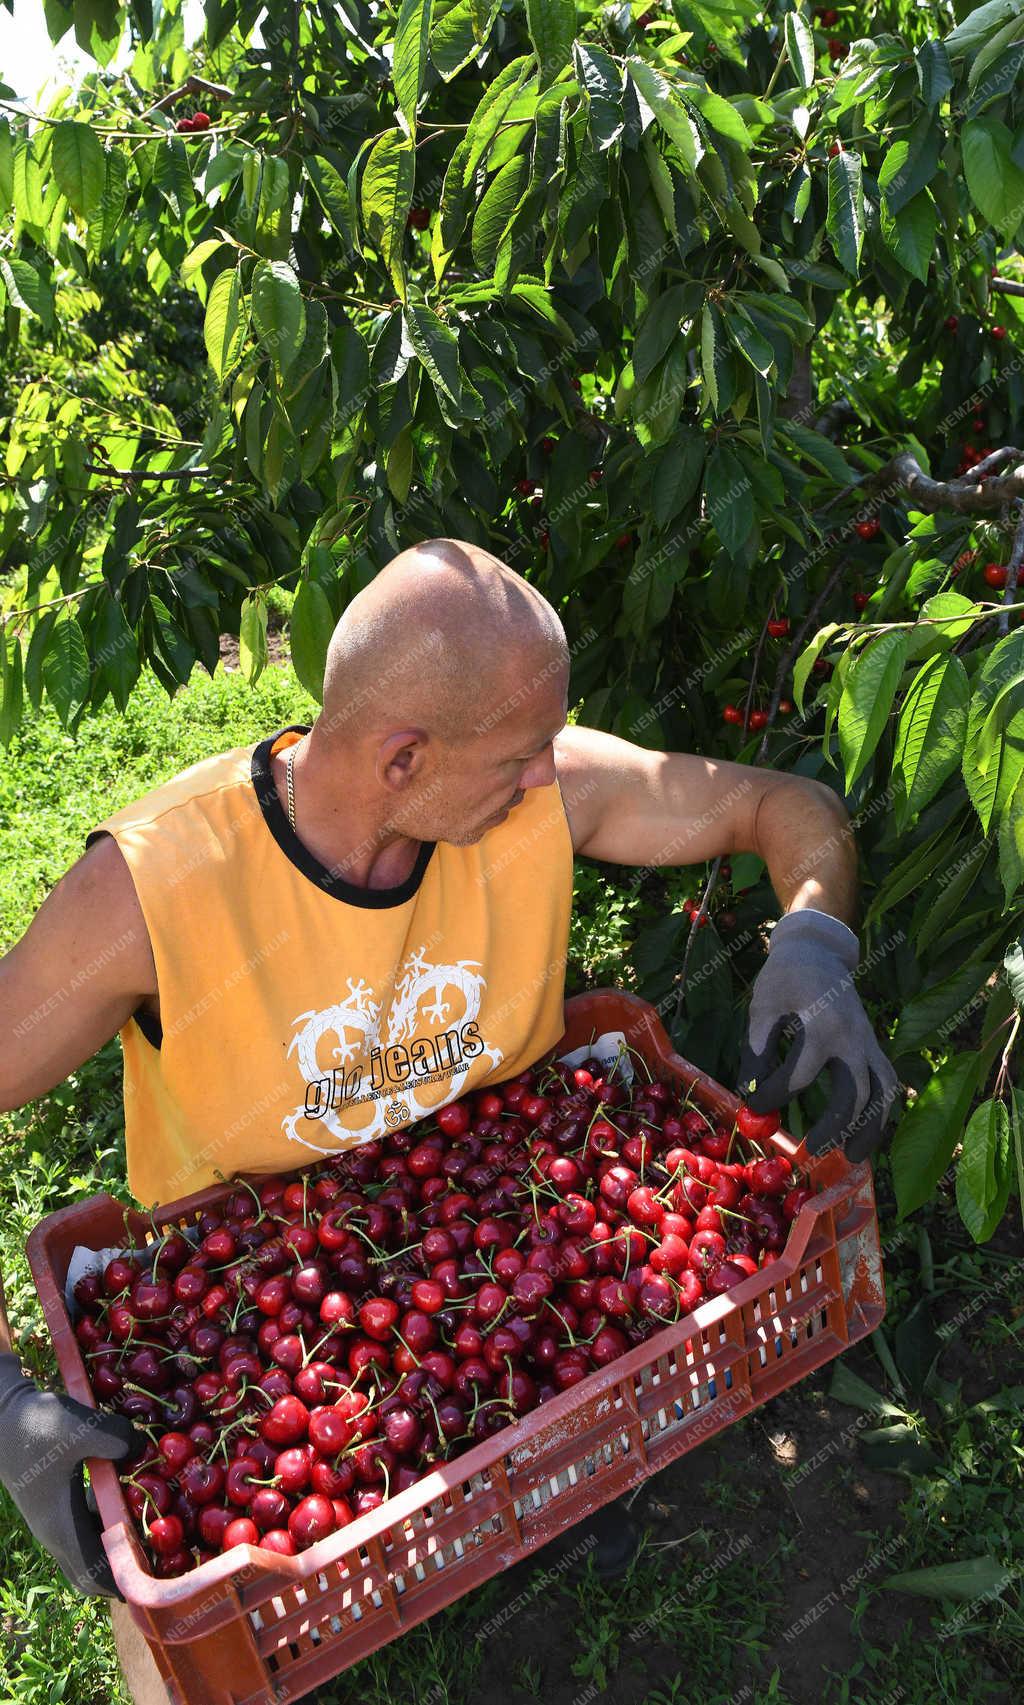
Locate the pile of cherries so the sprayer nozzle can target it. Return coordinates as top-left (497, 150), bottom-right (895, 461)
top-left (70, 1049), bottom-right (811, 1577)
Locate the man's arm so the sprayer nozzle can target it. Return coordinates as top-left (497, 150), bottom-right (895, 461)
top-left (0, 833), bottom-right (158, 1112)
top-left (554, 724), bottom-right (857, 921)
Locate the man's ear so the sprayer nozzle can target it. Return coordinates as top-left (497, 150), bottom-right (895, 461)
top-left (378, 728), bottom-right (429, 792)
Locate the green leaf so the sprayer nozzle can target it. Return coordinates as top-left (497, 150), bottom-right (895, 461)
top-left (239, 594), bottom-right (268, 686)
top-left (24, 612), bottom-right (56, 712)
top-left (204, 266), bottom-right (246, 381)
top-left (780, 420), bottom-right (858, 484)
top-left (883, 1557), bottom-right (1013, 1601)
top-left (705, 446), bottom-right (753, 559)
top-left (892, 653), bottom-right (969, 828)
top-left (404, 303), bottom-right (478, 413)
top-left (880, 190), bottom-right (937, 285)
top-left (878, 116), bottom-right (941, 215)
top-left (685, 88), bottom-right (752, 147)
top-left (525, 0), bottom-right (575, 91)
top-left (94, 592), bottom-right (139, 712)
top-left (574, 41), bottom-right (623, 151)
top-left (916, 39), bottom-right (954, 106)
top-left (891, 1052), bottom-right (984, 1220)
top-left (945, 0), bottom-right (1020, 56)
top-left (700, 299), bottom-right (731, 414)
top-left (622, 550), bottom-right (683, 639)
top-left (838, 631), bottom-right (908, 790)
top-left (431, 0), bottom-right (501, 81)
top-left (51, 121), bottom-right (105, 222)
top-left (826, 149), bottom-right (865, 275)
top-left (962, 116), bottom-right (1024, 240)
top-left (725, 310), bottom-right (775, 377)
top-left (967, 11), bottom-right (1024, 91)
top-left (153, 136), bottom-right (194, 223)
top-left (650, 425), bottom-right (705, 528)
top-left (963, 632), bottom-right (1024, 833)
top-left (42, 614), bottom-right (90, 728)
top-left (635, 285), bottom-right (690, 387)
top-left (997, 766), bottom-right (1024, 904)
top-left (794, 624), bottom-right (841, 714)
top-left (0, 120), bottom-right (12, 219)
top-left (304, 156), bottom-right (356, 250)
top-left (0, 632), bottom-right (23, 747)
top-left (626, 58), bottom-right (703, 173)
top-left (1004, 936), bottom-right (1024, 1007)
top-left (0, 256), bottom-right (50, 322)
top-left (471, 153), bottom-right (529, 271)
top-left (891, 956), bottom-right (996, 1059)
top-left (361, 132), bottom-right (415, 300)
top-left (251, 260), bottom-right (305, 383)
top-left (957, 1099), bottom-right (1012, 1242)
top-left (289, 579), bottom-right (335, 703)
top-left (828, 1361), bottom-right (905, 1418)
top-left (394, 0), bottom-right (434, 133)
top-left (784, 11), bottom-right (816, 88)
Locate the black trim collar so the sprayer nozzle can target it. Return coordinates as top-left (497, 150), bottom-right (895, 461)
top-left (250, 726), bottom-right (437, 907)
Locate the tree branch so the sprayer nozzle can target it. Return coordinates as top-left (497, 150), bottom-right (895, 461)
top-left (866, 448), bottom-right (1024, 513)
top-left (139, 78), bottom-right (234, 115)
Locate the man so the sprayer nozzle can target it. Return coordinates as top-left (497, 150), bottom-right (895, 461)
top-left (0, 539), bottom-right (898, 1700)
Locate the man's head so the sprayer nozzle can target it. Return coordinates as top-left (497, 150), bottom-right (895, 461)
top-left (310, 539), bottom-right (570, 845)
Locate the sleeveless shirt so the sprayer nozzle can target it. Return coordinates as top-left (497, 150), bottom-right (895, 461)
top-left (86, 725), bottom-right (574, 1207)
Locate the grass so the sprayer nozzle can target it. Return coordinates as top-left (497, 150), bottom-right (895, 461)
top-left (1, 664), bottom-right (1022, 1705)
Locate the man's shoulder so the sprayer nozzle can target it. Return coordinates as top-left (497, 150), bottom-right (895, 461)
top-left (86, 742), bottom-right (257, 845)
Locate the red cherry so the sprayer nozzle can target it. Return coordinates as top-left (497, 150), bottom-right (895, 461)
top-left (288, 1494), bottom-right (337, 1548)
top-left (406, 206), bottom-right (430, 230)
top-left (435, 1101), bottom-right (470, 1137)
top-left (722, 703), bottom-right (744, 725)
top-left (783, 1186), bottom-right (813, 1221)
top-left (260, 1529), bottom-right (297, 1555)
top-left (853, 591), bottom-right (870, 611)
top-left (175, 116), bottom-right (195, 133)
top-left (749, 709), bottom-right (769, 731)
top-left (516, 478), bottom-right (534, 496)
top-left (766, 618), bottom-right (790, 637)
top-left (147, 1514), bottom-right (184, 1557)
top-left (992, 325), bottom-right (1007, 340)
top-left (736, 1104), bottom-right (781, 1141)
top-left (828, 37), bottom-right (848, 57)
top-left (827, 142), bottom-right (841, 158)
top-left (945, 315), bottom-right (959, 332)
top-left (748, 1157), bottom-right (790, 1197)
top-left (358, 1297), bottom-right (400, 1340)
top-left (778, 699), bottom-right (794, 716)
top-left (191, 111), bottom-right (211, 131)
top-left (984, 562), bottom-right (1008, 588)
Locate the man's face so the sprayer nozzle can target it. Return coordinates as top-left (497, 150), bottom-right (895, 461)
top-left (390, 677), bottom-right (570, 846)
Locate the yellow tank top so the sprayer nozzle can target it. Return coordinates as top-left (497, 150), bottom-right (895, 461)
top-left (87, 725), bottom-right (574, 1208)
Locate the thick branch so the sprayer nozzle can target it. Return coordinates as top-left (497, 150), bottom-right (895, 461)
top-left (867, 449), bottom-right (1024, 512)
top-left (813, 397), bottom-right (861, 439)
top-left (139, 78), bottom-right (233, 115)
top-left (992, 277), bottom-right (1024, 298)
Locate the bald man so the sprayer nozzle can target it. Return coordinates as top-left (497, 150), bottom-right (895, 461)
top-left (0, 539), bottom-right (897, 1696)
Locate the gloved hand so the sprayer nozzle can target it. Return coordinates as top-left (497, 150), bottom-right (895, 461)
top-left (0, 1352), bottom-right (140, 1597)
top-left (737, 908), bottom-right (899, 1162)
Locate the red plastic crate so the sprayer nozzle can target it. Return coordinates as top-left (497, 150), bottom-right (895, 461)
top-left (27, 988), bottom-right (884, 1705)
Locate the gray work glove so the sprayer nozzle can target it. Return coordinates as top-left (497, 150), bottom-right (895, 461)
top-left (0, 1353), bottom-right (140, 1597)
top-left (737, 908), bottom-right (900, 1162)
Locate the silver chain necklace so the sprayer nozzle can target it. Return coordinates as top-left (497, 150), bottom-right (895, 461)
top-left (285, 741), bottom-right (299, 830)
